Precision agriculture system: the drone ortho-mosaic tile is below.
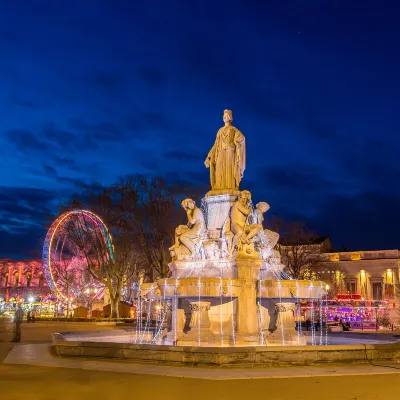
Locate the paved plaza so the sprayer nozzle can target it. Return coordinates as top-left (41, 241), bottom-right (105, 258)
top-left (1, 318), bottom-right (400, 400)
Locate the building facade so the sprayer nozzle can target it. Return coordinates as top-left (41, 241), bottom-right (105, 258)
top-left (0, 258), bottom-right (50, 301)
top-left (317, 250), bottom-right (400, 306)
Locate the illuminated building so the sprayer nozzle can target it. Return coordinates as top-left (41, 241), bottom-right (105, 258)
top-left (0, 258), bottom-right (50, 302)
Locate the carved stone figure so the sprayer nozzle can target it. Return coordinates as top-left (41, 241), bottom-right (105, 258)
top-left (169, 199), bottom-right (206, 259)
top-left (229, 191), bottom-right (262, 254)
top-left (204, 110), bottom-right (246, 193)
top-left (255, 202), bottom-right (279, 249)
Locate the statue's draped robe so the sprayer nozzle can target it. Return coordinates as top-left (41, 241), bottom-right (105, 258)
top-left (207, 125), bottom-right (245, 190)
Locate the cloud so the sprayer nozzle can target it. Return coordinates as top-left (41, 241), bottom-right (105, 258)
top-left (5, 129), bottom-right (52, 152)
top-left (0, 227), bottom-right (45, 259)
top-left (55, 176), bottom-right (88, 188)
top-left (0, 187), bottom-right (55, 244)
top-left (164, 151), bottom-right (201, 161)
top-left (38, 164), bottom-right (88, 189)
top-left (53, 156), bottom-right (75, 166)
top-left (43, 165), bottom-right (57, 177)
top-left (68, 119), bottom-right (123, 142)
top-left (41, 123), bottom-right (87, 150)
top-left (0, 187), bottom-right (54, 212)
top-left (5, 119), bottom-right (125, 159)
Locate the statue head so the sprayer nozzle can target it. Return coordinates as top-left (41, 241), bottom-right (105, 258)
top-left (181, 198), bottom-right (195, 210)
top-left (223, 109), bottom-right (233, 124)
top-left (239, 190), bottom-right (251, 206)
top-left (256, 202), bottom-right (270, 214)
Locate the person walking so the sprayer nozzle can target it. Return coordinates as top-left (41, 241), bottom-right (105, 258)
top-left (13, 305), bottom-right (24, 342)
top-left (31, 308), bottom-right (36, 323)
top-left (27, 309), bottom-right (31, 323)
top-left (305, 318), bottom-right (311, 331)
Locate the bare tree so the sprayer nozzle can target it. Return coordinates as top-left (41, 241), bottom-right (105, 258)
top-left (274, 220), bottom-right (328, 280)
top-left (304, 263), bottom-right (344, 299)
top-left (91, 175), bottom-right (203, 280)
top-left (63, 211), bottom-right (140, 319)
top-left (114, 176), bottom-right (180, 280)
top-left (58, 174), bottom-right (204, 316)
top-left (51, 257), bottom-right (79, 317)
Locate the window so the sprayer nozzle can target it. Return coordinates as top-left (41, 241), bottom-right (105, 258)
top-left (346, 281), bottom-right (356, 294)
top-left (384, 284), bottom-right (394, 298)
top-left (372, 282), bottom-right (382, 300)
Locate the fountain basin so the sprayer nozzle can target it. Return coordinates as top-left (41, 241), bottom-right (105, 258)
top-left (156, 277), bottom-right (241, 298)
top-left (258, 280), bottom-right (327, 299)
top-left (144, 278), bottom-right (326, 299)
top-left (52, 334), bottom-right (400, 366)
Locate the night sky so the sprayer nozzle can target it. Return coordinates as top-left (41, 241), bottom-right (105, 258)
top-left (1, 1), bottom-right (400, 259)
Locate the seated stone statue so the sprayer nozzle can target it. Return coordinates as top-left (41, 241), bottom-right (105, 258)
top-left (169, 198), bottom-right (206, 259)
top-left (228, 190), bottom-right (262, 254)
top-left (254, 202), bottom-right (280, 259)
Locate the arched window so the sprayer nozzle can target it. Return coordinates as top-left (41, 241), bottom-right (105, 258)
top-left (13, 271), bottom-right (19, 288)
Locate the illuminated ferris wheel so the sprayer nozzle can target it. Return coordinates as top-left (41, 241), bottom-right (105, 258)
top-left (42, 210), bottom-right (114, 300)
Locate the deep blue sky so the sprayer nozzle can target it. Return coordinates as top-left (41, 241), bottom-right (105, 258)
top-left (1, 0), bottom-right (400, 258)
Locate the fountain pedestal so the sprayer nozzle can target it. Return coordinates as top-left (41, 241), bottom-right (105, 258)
top-left (165, 308), bottom-right (185, 344)
top-left (180, 301), bottom-right (215, 345)
top-left (234, 261), bottom-right (262, 345)
top-left (267, 302), bottom-right (306, 346)
top-left (202, 194), bottom-right (238, 240)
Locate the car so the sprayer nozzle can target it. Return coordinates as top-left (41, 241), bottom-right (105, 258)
top-left (328, 321), bottom-right (343, 332)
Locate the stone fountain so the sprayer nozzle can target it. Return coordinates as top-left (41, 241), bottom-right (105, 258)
top-left (141, 109), bottom-right (326, 347)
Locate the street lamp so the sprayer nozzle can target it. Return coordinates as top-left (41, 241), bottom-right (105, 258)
top-left (84, 287), bottom-right (98, 318)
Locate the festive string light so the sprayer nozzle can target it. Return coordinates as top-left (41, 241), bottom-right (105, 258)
top-left (197, 277), bottom-right (201, 346)
top-left (229, 278), bottom-right (236, 347)
top-left (219, 275), bottom-right (224, 347)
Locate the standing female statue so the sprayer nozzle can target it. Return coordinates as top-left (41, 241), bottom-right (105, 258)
top-left (204, 110), bottom-right (246, 192)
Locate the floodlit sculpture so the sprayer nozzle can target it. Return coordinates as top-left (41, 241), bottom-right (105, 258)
top-left (139, 109), bottom-right (326, 347)
top-left (169, 198), bottom-right (206, 259)
top-left (255, 201), bottom-right (280, 251)
top-left (252, 202), bottom-right (281, 263)
top-left (228, 190), bottom-right (262, 254)
top-left (204, 109), bottom-right (246, 193)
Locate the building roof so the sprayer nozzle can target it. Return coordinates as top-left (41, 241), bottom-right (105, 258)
top-left (279, 235), bottom-right (330, 246)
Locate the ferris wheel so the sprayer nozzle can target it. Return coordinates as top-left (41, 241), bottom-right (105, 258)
top-left (42, 210), bottom-right (114, 300)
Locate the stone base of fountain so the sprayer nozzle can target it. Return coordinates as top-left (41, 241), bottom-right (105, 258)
top-left (265, 302), bottom-right (307, 346)
top-left (52, 333), bottom-right (400, 366)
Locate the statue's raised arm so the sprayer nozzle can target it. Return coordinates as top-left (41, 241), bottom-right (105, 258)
top-left (205, 110), bottom-right (246, 194)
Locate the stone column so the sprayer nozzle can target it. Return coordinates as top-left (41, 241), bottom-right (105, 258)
top-left (166, 307), bottom-right (185, 345)
top-left (189, 301), bottom-right (212, 329)
top-left (267, 302), bottom-right (306, 346)
top-left (235, 261), bottom-right (261, 344)
top-left (275, 302), bottom-right (296, 331)
top-left (181, 300), bottom-right (215, 345)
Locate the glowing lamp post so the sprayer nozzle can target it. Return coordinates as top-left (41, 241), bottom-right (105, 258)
top-left (85, 287), bottom-right (99, 318)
